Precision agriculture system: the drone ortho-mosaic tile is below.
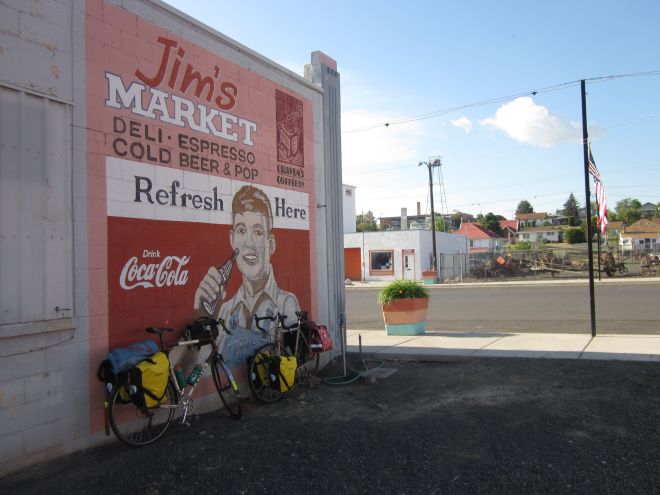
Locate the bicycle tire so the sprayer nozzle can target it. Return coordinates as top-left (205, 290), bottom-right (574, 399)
top-left (108, 380), bottom-right (176, 447)
top-left (211, 355), bottom-right (242, 418)
top-left (248, 343), bottom-right (283, 403)
top-left (296, 344), bottom-right (320, 374)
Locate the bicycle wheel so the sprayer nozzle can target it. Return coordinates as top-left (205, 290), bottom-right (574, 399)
top-left (295, 332), bottom-right (320, 374)
top-left (211, 355), bottom-right (242, 418)
top-left (248, 343), bottom-right (283, 403)
top-left (108, 380), bottom-right (177, 447)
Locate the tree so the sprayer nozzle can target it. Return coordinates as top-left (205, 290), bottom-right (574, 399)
top-left (477, 212), bottom-right (502, 235)
top-left (516, 200), bottom-right (534, 215)
top-left (356, 211), bottom-right (377, 232)
top-left (565, 228), bottom-right (585, 244)
top-left (562, 193), bottom-right (580, 226)
top-left (615, 198), bottom-right (642, 226)
top-left (451, 212), bottom-right (463, 230)
top-left (580, 219), bottom-right (597, 241)
top-left (434, 217), bottom-right (448, 232)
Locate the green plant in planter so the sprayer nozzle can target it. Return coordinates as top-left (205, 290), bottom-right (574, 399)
top-left (378, 280), bottom-right (430, 335)
top-left (377, 279), bottom-right (429, 305)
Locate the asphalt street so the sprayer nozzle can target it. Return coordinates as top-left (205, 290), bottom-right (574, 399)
top-left (346, 280), bottom-right (660, 334)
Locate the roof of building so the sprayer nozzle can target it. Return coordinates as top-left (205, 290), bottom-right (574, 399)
top-left (620, 231), bottom-right (660, 240)
top-left (606, 221), bottom-right (625, 231)
top-left (516, 212), bottom-right (548, 220)
top-left (455, 222), bottom-right (502, 239)
top-left (624, 218), bottom-right (660, 233)
top-left (500, 220), bottom-right (518, 231)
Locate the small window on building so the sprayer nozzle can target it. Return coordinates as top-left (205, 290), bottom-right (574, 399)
top-left (369, 250), bottom-right (394, 275)
top-left (345, 188), bottom-right (352, 197)
top-left (469, 240), bottom-right (474, 247)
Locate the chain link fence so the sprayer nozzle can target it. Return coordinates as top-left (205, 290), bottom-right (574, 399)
top-left (436, 245), bottom-right (659, 282)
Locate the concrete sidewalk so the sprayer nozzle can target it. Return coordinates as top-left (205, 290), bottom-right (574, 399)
top-left (347, 329), bottom-right (660, 362)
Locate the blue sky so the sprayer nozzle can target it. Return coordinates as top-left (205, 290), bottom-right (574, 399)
top-left (163, 0), bottom-right (660, 220)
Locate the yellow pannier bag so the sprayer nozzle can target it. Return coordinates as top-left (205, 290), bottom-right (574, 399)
top-left (277, 356), bottom-right (297, 393)
top-left (128, 351), bottom-right (170, 409)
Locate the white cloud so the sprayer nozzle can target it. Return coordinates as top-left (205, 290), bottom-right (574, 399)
top-left (340, 109), bottom-right (429, 216)
top-left (480, 97), bottom-right (581, 147)
top-left (451, 116), bottom-right (472, 133)
top-left (341, 109), bottom-right (423, 172)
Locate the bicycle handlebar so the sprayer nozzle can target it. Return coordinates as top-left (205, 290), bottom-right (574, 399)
top-left (253, 313), bottom-right (300, 333)
top-left (211, 317), bottom-right (232, 336)
top-left (146, 317), bottom-right (232, 349)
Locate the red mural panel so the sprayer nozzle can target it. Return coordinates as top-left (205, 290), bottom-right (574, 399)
top-left (86, 0), bottom-right (318, 428)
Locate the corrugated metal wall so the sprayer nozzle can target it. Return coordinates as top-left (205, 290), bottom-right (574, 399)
top-left (0, 86), bottom-right (73, 324)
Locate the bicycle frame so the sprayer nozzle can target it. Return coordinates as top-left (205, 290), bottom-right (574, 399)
top-left (248, 311), bottom-right (318, 403)
top-left (254, 312), bottom-right (309, 359)
top-left (149, 321), bottom-right (238, 424)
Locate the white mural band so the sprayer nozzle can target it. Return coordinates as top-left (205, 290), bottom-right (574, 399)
top-left (106, 157), bottom-right (310, 230)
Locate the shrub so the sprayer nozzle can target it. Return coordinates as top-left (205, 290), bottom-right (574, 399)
top-left (565, 228), bottom-right (585, 244)
top-left (514, 240), bottom-right (533, 251)
top-left (377, 279), bottom-right (429, 305)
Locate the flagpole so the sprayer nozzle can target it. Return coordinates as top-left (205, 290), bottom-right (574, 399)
top-left (581, 79), bottom-right (597, 338)
top-left (596, 211), bottom-right (602, 281)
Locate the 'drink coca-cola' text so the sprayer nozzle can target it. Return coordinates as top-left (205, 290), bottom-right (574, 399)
top-left (120, 255), bottom-right (190, 290)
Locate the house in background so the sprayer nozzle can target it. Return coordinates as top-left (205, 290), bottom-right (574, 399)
top-left (548, 213), bottom-right (570, 226)
top-left (619, 218), bottom-right (660, 253)
top-left (516, 212), bottom-right (549, 228)
top-left (516, 226), bottom-right (564, 243)
top-left (640, 202), bottom-right (658, 218)
top-left (454, 222), bottom-right (505, 253)
top-left (500, 219), bottom-right (518, 243)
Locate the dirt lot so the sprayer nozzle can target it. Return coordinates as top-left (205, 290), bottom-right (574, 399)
top-left (3, 356), bottom-right (660, 494)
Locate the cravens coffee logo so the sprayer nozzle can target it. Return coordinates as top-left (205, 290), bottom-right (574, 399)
top-left (119, 250), bottom-right (190, 290)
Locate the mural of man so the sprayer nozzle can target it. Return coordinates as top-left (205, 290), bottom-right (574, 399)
top-left (193, 185), bottom-right (301, 332)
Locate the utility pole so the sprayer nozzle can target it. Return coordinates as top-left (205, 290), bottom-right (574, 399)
top-left (419, 157), bottom-right (442, 277)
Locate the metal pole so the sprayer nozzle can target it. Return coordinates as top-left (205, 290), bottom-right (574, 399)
top-left (428, 163), bottom-right (438, 273)
top-left (597, 227), bottom-right (602, 281)
top-left (581, 80), bottom-right (597, 337)
top-left (361, 211), bottom-right (365, 281)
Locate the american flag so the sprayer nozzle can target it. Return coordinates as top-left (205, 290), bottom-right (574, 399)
top-left (595, 180), bottom-right (608, 235)
top-left (589, 147), bottom-right (608, 235)
top-left (588, 147), bottom-right (600, 181)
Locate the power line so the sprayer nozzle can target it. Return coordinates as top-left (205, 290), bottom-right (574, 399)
top-left (343, 70), bottom-right (660, 134)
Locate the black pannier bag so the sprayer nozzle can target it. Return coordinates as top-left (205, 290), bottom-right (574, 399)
top-left (183, 317), bottom-right (220, 347)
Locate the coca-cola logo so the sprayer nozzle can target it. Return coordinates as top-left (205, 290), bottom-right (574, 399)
top-left (120, 255), bottom-right (190, 290)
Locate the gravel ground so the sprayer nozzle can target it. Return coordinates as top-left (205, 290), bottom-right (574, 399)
top-left (3, 356), bottom-right (660, 494)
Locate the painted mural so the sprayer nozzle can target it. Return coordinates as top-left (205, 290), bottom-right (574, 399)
top-left (85, 0), bottom-right (316, 410)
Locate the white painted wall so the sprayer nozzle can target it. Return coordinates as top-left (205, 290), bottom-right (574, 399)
top-left (0, 0), bottom-right (338, 475)
top-left (342, 184), bottom-right (356, 233)
top-left (345, 230), bottom-right (468, 282)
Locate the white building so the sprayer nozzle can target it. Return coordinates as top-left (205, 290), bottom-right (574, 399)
top-left (343, 184), bottom-right (357, 233)
top-left (344, 230), bottom-right (468, 283)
